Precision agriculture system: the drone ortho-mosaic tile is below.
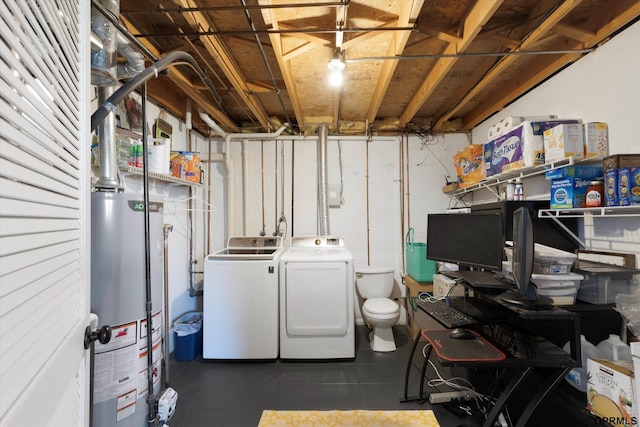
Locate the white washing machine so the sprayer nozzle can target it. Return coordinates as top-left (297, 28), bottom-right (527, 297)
top-left (279, 236), bottom-right (355, 359)
top-left (203, 237), bottom-right (284, 359)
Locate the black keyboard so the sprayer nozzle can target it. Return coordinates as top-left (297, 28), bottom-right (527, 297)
top-left (419, 299), bottom-right (477, 329)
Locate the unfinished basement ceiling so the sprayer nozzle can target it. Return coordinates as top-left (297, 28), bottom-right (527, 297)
top-left (114, 0), bottom-right (640, 136)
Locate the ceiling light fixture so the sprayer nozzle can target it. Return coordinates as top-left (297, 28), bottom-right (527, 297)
top-left (327, 52), bottom-right (345, 87)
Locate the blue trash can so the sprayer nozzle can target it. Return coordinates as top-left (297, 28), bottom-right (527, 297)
top-left (172, 312), bottom-right (203, 361)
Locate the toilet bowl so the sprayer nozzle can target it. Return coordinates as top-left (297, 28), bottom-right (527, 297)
top-left (356, 266), bottom-right (400, 352)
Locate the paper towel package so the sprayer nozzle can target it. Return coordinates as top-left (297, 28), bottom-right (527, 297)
top-left (544, 123), bottom-right (585, 163)
top-left (484, 119), bottom-right (580, 177)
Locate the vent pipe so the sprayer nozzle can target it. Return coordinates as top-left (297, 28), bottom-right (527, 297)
top-left (91, 0), bottom-right (144, 192)
top-left (318, 124), bottom-right (330, 236)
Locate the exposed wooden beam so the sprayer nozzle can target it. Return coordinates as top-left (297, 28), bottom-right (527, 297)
top-left (342, 20), bottom-right (400, 50)
top-left (174, 0), bottom-right (271, 130)
top-left (399, 0), bottom-right (503, 127)
top-left (259, 3), bottom-right (306, 131)
top-left (462, 0), bottom-right (640, 129)
top-left (120, 15), bottom-right (238, 131)
top-left (553, 23), bottom-right (596, 42)
top-left (433, 0), bottom-right (583, 129)
top-left (366, 0), bottom-right (425, 125)
top-left (416, 27), bottom-right (462, 44)
top-left (279, 23), bottom-right (333, 46)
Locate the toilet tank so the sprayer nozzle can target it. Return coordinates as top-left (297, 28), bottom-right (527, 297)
top-left (355, 266), bottom-right (394, 298)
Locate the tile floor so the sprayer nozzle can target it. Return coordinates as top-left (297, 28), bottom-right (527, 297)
top-left (166, 325), bottom-right (482, 427)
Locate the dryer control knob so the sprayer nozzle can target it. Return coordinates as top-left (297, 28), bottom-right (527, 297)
top-left (315, 239), bottom-right (321, 246)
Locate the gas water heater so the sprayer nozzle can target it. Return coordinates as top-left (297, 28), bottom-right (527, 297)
top-left (91, 192), bottom-right (163, 426)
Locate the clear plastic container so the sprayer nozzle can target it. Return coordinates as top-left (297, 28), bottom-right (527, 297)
top-left (596, 334), bottom-right (632, 361)
top-left (563, 335), bottom-right (602, 393)
top-left (577, 276), bottom-right (638, 304)
top-left (504, 243), bottom-right (576, 275)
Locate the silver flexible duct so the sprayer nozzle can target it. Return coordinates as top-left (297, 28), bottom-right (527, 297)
top-left (318, 124), bottom-right (330, 236)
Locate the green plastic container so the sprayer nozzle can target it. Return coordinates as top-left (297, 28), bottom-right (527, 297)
top-left (405, 228), bottom-right (437, 282)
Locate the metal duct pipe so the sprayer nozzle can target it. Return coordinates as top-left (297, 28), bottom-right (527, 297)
top-left (95, 85), bottom-right (122, 191)
top-left (116, 32), bottom-right (145, 79)
top-left (318, 124), bottom-right (330, 236)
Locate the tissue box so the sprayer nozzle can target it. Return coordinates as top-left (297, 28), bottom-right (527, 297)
top-left (584, 122), bottom-right (609, 158)
top-left (587, 359), bottom-right (636, 427)
top-left (544, 123), bottom-right (585, 163)
top-left (550, 177), bottom-right (591, 209)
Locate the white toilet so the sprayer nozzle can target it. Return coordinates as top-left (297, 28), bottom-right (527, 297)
top-left (355, 266), bottom-right (400, 352)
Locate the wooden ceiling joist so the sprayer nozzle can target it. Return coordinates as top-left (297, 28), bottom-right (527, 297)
top-left (462, 0), bottom-right (640, 130)
top-left (259, 3), bottom-right (306, 131)
top-left (366, 0), bottom-right (425, 125)
top-left (174, 0), bottom-right (271, 130)
top-left (399, 0), bottom-right (504, 127)
top-left (432, 0), bottom-right (583, 130)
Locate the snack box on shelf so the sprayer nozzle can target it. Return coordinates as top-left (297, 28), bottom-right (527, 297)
top-left (603, 154), bottom-right (640, 207)
top-left (544, 123), bottom-right (585, 163)
top-left (583, 122), bottom-right (608, 158)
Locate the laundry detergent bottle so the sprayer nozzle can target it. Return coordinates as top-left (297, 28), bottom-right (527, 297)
top-left (596, 334), bottom-right (632, 361)
top-left (563, 335), bottom-right (601, 392)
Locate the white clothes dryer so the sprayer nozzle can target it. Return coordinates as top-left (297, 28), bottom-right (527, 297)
top-left (203, 237), bottom-right (284, 359)
top-left (279, 236), bottom-right (355, 359)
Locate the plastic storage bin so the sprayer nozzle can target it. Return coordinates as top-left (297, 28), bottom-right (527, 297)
top-left (532, 272), bottom-right (583, 305)
top-left (576, 276), bottom-right (638, 304)
top-left (173, 312), bottom-right (203, 361)
top-left (504, 243), bottom-right (576, 275)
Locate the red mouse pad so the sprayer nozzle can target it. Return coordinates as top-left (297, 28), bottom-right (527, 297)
top-left (421, 329), bottom-right (506, 362)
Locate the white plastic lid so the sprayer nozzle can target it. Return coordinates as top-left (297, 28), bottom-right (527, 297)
top-left (531, 273), bottom-right (584, 280)
top-left (363, 298), bottom-right (399, 314)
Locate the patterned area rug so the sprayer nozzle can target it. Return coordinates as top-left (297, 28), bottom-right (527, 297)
top-left (257, 409), bottom-right (440, 427)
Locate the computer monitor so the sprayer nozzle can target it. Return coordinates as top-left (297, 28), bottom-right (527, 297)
top-left (426, 212), bottom-right (504, 271)
top-left (499, 207), bottom-right (553, 310)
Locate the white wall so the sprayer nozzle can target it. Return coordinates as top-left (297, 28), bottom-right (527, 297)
top-left (108, 21), bottom-right (639, 350)
top-left (471, 21), bottom-right (640, 266)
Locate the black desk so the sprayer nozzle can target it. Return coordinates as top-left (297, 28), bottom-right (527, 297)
top-left (402, 292), bottom-right (580, 427)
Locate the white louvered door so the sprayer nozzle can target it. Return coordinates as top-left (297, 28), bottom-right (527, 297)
top-left (0, 1), bottom-right (91, 426)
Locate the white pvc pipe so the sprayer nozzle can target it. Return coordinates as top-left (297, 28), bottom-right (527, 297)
top-left (198, 109), bottom-right (289, 240)
top-left (242, 139), bottom-right (250, 236)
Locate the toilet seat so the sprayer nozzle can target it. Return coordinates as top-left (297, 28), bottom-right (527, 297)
top-left (362, 298), bottom-right (399, 320)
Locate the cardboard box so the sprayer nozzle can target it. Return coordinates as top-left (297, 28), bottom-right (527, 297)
top-left (550, 177), bottom-right (592, 209)
top-left (544, 123), bottom-right (585, 163)
top-left (404, 275), bottom-right (433, 336)
top-left (584, 122), bottom-right (609, 158)
top-left (603, 154), bottom-right (640, 206)
top-left (545, 165), bottom-right (603, 180)
top-left (603, 154), bottom-right (640, 171)
top-left (605, 169), bottom-right (619, 207)
top-left (587, 359), bottom-right (636, 427)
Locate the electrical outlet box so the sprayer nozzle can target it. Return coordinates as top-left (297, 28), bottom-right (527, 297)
top-left (328, 184), bottom-right (341, 207)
